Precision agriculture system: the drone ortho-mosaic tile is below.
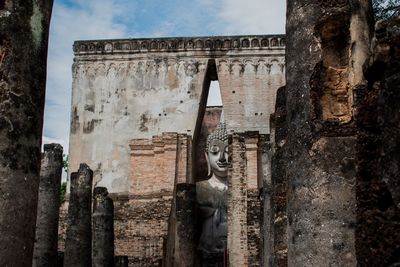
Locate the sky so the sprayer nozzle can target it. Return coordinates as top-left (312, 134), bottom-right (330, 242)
top-left (42, 0), bottom-right (286, 155)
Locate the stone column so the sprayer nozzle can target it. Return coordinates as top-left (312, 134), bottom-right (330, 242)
top-left (227, 133), bottom-right (248, 266)
top-left (285, 1), bottom-right (372, 266)
top-left (270, 86), bottom-right (288, 267)
top-left (33, 143), bottom-right (63, 266)
top-left (64, 164), bottom-right (93, 267)
top-left (260, 136), bottom-right (273, 267)
top-left (92, 187), bottom-right (114, 267)
top-left (0, 1), bottom-right (53, 265)
top-left (173, 183), bottom-right (196, 267)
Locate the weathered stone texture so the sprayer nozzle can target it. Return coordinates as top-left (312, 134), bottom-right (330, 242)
top-left (165, 183), bottom-right (196, 267)
top-left (228, 133), bottom-right (248, 267)
top-left (217, 57), bottom-right (284, 134)
top-left (247, 189), bottom-right (261, 267)
top-left (64, 164), bottom-right (93, 267)
top-left (260, 136), bottom-right (274, 267)
top-left (92, 187), bottom-right (114, 267)
top-left (58, 201), bottom-right (68, 252)
top-left (33, 143), bottom-right (64, 267)
top-left (0, 1), bottom-right (53, 265)
top-left (69, 35), bottom-right (285, 194)
top-left (270, 86), bottom-right (288, 267)
top-left (285, 0), bottom-right (373, 266)
top-left (355, 17), bottom-right (400, 266)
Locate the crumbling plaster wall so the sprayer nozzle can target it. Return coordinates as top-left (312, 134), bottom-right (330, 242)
top-left (69, 36), bottom-right (285, 193)
top-left (69, 56), bottom-right (208, 193)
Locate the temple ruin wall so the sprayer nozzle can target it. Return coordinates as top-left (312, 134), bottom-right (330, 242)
top-left (69, 35), bottom-right (285, 194)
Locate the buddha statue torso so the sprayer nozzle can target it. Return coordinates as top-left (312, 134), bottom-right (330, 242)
top-left (196, 123), bottom-right (228, 262)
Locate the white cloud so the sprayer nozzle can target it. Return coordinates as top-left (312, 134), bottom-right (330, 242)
top-left (215, 0), bottom-right (286, 34)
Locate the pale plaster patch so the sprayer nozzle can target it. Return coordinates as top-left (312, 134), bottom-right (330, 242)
top-left (30, 1), bottom-right (43, 50)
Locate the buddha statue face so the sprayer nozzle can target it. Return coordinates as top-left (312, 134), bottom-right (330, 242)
top-left (206, 123), bottom-right (229, 179)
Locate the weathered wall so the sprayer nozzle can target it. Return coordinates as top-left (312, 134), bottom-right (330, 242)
top-left (66, 35), bottom-right (285, 266)
top-left (355, 17), bottom-right (400, 266)
top-left (69, 35), bottom-right (285, 194)
top-left (217, 55), bottom-right (284, 134)
top-left (285, 0), bottom-right (373, 266)
top-left (109, 133), bottom-right (191, 266)
top-left (69, 55), bottom-right (208, 193)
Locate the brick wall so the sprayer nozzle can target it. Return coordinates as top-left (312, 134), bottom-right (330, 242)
top-left (113, 194), bottom-right (172, 266)
top-left (121, 133), bottom-right (191, 266)
top-left (228, 132), bottom-right (263, 267)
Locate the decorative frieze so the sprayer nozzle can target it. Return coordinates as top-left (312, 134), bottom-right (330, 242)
top-left (217, 58), bottom-right (285, 76)
top-left (72, 59), bottom-right (207, 79)
top-left (74, 35), bottom-right (285, 55)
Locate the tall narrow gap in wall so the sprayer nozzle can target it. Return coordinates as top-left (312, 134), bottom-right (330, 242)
top-left (207, 81), bottom-right (223, 107)
top-left (192, 59), bottom-right (223, 182)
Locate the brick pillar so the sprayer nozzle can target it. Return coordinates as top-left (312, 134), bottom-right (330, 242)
top-left (33, 143), bottom-right (63, 266)
top-left (64, 164), bottom-right (93, 267)
top-left (285, 0), bottom-right (373, 266)
top-left (227, 132), bottom-right (263, 266)
top-left (244, 133), bottom-right (262, 267)
top-left (92, 187), bottom-right (114, 267)
top-left (0, 1), bottom-right (53, 265)
top-left (227, 133), bottom-right (248, 266)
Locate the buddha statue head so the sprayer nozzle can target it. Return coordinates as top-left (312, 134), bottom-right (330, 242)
top-left (205, 123), bottom-right (229, 180)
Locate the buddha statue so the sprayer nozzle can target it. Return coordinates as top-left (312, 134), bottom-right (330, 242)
top-left (196, 123), bottom-right (228, 265)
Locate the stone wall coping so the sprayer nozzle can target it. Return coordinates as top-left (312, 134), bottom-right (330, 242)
top-left (73, 34), bottom-right (286, 55)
